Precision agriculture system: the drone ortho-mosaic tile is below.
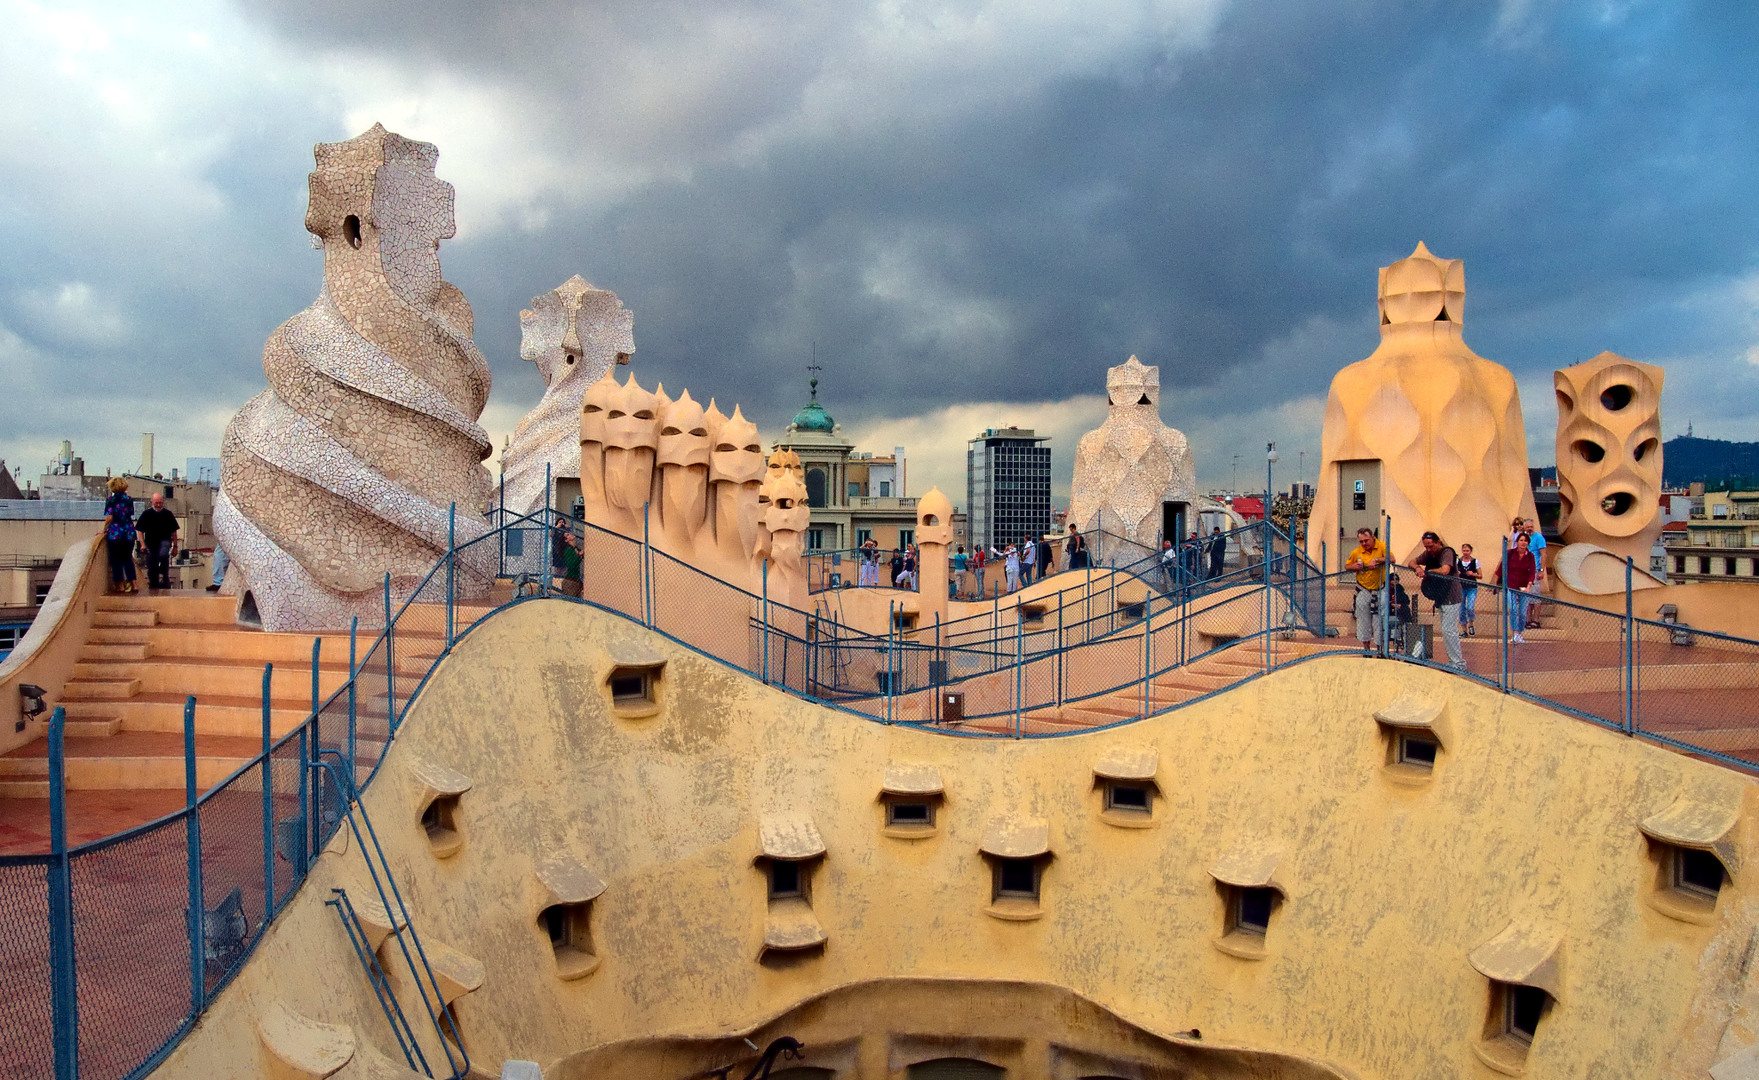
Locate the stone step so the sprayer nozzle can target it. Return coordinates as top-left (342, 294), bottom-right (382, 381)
top-left (64, 696), bottom-right (311, 738)
top-left (0, 732), bottom-right (266, 790)
top-left (0, 780), bottom-right (49, 798)
top-left (88, 626), bottom-right (353, 665)
top-left (79, 643), bottom-right (153, 662)
top-left (96, 592), bottom-right (239, 627)
top-left (67, 659), bottom-right (353, 700)
top-left (92, 611), bottom-right (156, 629)
top-left (62, 678), bottom-right (141, 701)
top-left (65, 717), bottom-right (123, 738)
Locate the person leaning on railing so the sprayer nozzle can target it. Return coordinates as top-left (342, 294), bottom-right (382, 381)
top-left (1413, 530), bottom-right (1465, 670)
top-left (551, 517), bottom-right (584, 598)
top-left (1343, 526), bottom-right (1387, 654)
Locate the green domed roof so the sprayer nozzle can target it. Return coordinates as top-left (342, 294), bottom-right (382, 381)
top-left (791, 377), bottom-right (835, 432)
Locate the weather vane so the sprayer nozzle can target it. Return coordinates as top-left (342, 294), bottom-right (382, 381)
top-left (807, 341), bottom-right (821, 400)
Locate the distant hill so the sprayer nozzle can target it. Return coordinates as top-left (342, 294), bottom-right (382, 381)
top-left (1662, 436), bottom-right (1759, 489)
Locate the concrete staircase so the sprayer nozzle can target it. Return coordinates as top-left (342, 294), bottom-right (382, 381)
top-left (0, 593), bottom-right (354, 798)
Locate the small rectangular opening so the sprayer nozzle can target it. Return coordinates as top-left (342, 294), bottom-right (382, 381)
top-left (420, 794), bottom-right (463, 857)
top-left (1674, 847), bottom-right (1725, 900)
top-left (1397, 732), bottom-right (1438, 767)
top-left (1105, 783), bottom-right (1152, 813)
top-left (610, 673), bottom-right (649, 703)
top-left (995, 858), bottom-right (1039, 901)
top-left (769, 859), bottom-right (803, 899)
top-left (1504, 983), bottom-right (1546, 1044)
top-left (893, 610), bottom-right (919, 631)
top-left (887, 801), bottom-right (934, 827)
top-left (1234, 887), bottom-right (1274, 936)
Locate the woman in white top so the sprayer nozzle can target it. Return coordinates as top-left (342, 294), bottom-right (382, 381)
top-left (995, 544), bottom-right (1021, 592)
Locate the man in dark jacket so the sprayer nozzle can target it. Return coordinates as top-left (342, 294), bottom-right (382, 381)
top-left (1412, 530), bottom-right (1464, 669)
top-left (135, 492), bottom-right (180, 590)
top-left (1207, 527), bottom-right (1227, 579)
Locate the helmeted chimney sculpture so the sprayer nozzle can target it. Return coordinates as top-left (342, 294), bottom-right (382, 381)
top-left (216, 124), bottom-right (495, 631)
top-left (500, 276), bottom-right (633, 515)
top-left (1308, 243), bottom-right (1536, 570)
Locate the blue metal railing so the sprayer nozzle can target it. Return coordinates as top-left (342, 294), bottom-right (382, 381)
top-left (5, 507), bottom-right (1759, 1079)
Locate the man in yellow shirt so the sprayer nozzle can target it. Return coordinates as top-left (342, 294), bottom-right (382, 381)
top-left (1342, 526), bottom-right (1387, 652)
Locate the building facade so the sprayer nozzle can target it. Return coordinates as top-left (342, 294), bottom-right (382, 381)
top-left (1664, 490), bottom-right (1759, 583)
top-left (966, 427), bottom-right (1051, 551)
top-left (772, 380), bottom-right (918, 553)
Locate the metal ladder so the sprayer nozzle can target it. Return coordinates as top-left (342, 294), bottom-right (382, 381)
top-left (313, 755), bottom-right (470, 1079)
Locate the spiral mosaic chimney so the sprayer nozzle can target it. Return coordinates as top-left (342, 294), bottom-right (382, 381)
top-left (216, 124), bottom-right (495, 631)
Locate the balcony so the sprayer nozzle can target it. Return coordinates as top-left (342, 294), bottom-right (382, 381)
top-left (846, 496), bottom-right (918, 511)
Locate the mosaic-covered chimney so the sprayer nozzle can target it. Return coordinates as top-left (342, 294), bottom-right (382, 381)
top-left (216, 124), bottom-right (495, 631)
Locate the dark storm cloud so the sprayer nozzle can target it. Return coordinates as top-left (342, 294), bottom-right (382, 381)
top-left (244, 0), bottom-right (1759, 424)
top-left (4, 0), bottom-right (1758, 489)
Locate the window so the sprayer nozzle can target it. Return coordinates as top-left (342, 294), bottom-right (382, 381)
top-left (1674, 847), bottom-right (1724, 901)
top-left (886, 801), bottom-right (934, 828)
top-left (856, 528), bottom-right (872, 546)
top-left (1397, 731), bottom-right (1438, 768)
top-left (1232, 887), bottom-right (1275, 936)
top-left (609, 670), bottom-right (651, 704)
top-left (1104, 782), bottom-right (1151, 815)
top-left (539, 901), bottom-right (597, 979)
top-left (848, 482), bottom-right (861, 498)
top-left (34, 584), bottom-right (51, 606)
top-left (1480, 980), bottom-right (1550, 1069)
top-left (806, 528), bottom-right (825, 551)
top-left (606, 662), bottom-right (663, 717)
top-left (994, 858), bottom-right (1039, 901)
top-left (898, 529), bottom-right (914, 549)
top-left (879, 481), bottom-right (891, 496)
top-left (421, 794), bottom-right (463, 858)
top-left (769, 859), bottom-right (804, 899)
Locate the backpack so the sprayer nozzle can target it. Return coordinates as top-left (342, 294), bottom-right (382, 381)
top-left (1419, 548), bottom-right (1457, 604)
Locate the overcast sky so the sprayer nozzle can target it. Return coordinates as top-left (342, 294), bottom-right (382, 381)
top-left (2, 0), bottom-right (1756, 503)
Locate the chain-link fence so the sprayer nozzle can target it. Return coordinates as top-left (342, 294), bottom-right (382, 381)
top-left (9, 507), bottom-right (1759, 1080)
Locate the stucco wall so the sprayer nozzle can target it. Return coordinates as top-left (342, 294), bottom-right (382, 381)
top-left (148, 598), bottom-right (1758, 1079)
top-left (0, 535), bottom-right (107, 755)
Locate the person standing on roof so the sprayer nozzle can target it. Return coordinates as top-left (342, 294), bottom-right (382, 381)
top-left (1019, 533), bottom-right (1037, 584)
top-left (1343, 526), bottom-right (1387, 653)
top-left (102, 477), bottom-right (138, 594)
top-left (136, 491), bottom-right (181, 591)
top-left (1207, 526), bottom-right (1227, 579)
top-left (1413, 530), bottom-right (1465, 669)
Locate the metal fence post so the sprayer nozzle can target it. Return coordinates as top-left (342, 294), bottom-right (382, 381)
top-left (1319, 541), bottom-right (1328, 639)
top-left (1625, 556), bottom-right (1635, 735)
top-left (1056, 591), bottom-right (1065, 709)
top-left (541, 463), bottom-right (552, 599)
top-left (261, 663), bottom-right (274, 915)
top-left (885, 602), bottom-right (895, 724)
top-left (301, 638), bottom-right (315, 866)
top-left (761, 560), bottom-right (771, 685)
top-left (1142, 592), bottom-right (1152, 717)
top-left (183, 695), bottom-right (204, 1017)
top-left (641, 502), bottom-right (651, 627)
top-left (498, 471), bottom-right (505, 579)
top-left (1381, 515), bottom-right (1392, 659)
top-left (1500, 537), bottom-right (1511, 693)
top-left (347, 616), bottom-right (358, 783)
top-left (383, 573), bottom-right (395, 727)
top-left (47, 706), bottom-right (77, 1080)
top-left (1014, 613), bottom-right (1024, 738)
top-left (446, 503), bottom-right (456, 648)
